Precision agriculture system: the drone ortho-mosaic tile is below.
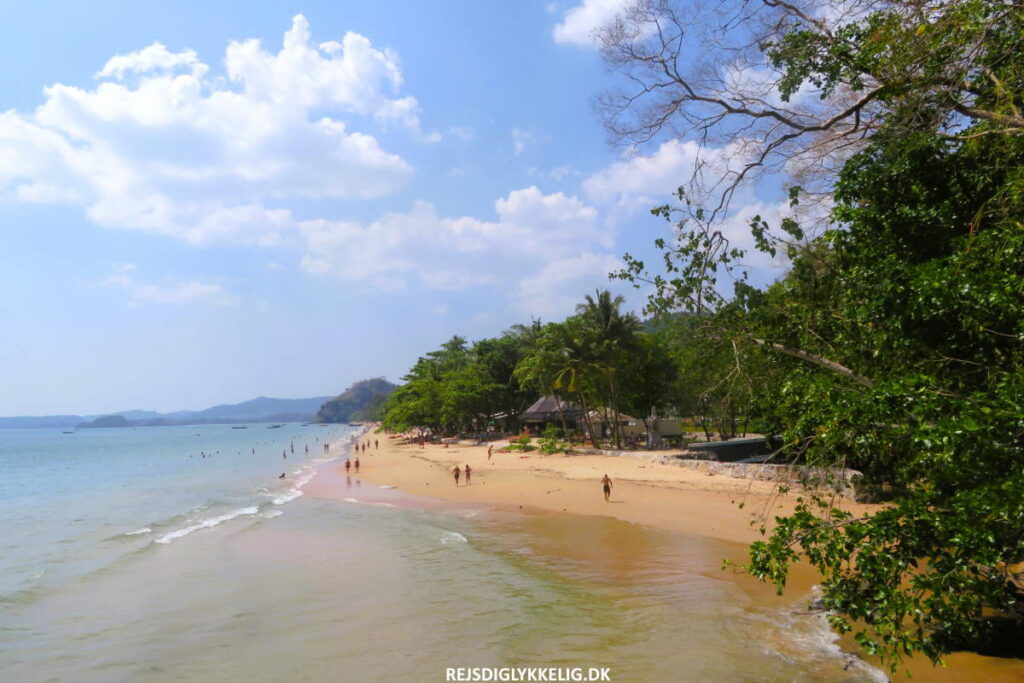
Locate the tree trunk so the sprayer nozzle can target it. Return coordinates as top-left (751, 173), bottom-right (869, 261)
top-left (553, 391), bottom-right (570, 439)
top-left (579, 393), bottom-right (596, 448)
top-left (608, 371), bottom-right (623, 449)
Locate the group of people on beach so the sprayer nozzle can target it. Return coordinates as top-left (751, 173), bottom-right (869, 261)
top-left (342, 438), bottom-right (380, 476)
top-left (452, 463), bottom-right (471, 486)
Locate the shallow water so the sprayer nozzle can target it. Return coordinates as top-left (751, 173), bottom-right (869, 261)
top-left (0, 423), bottom-right (892, 682)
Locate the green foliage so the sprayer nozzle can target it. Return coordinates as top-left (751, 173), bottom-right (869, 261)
top-left (611, 0), bottom-right (1024, 670)
top-left (538, 424), bottom-right (573, 454)
top-left (506, 433), bottom-right (536, 452)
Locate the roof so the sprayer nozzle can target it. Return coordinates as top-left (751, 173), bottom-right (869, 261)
top-left (519, 395), bottom-right (582, 421)
top-left (586, 409), bottom-right (640, 422)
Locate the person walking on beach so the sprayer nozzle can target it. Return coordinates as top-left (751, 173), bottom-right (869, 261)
top-left (345, 458), bottom-right (351, 474)
top-left (601, 474), bottom-right (613, 502)
top-left (453, 465), bottom-right (461, 486)
top-left (354, 457), bottom-right (360, 473)
top-left (487, 445), bottom-right (493, 461)
top-left (282, 450), bottom-right (287, 459)
top-left (374, 439), bottom-right (378, 450)
top-left (464, 464), bottom-right (471, 485)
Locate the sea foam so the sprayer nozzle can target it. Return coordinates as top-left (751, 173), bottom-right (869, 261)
top-left (440, 531), bottom-right (468, 544)
top-left (155, 506), bottom-right (259, 545)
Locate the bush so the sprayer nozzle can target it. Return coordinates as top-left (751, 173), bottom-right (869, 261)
top-left (506, 433), bottom-right (536, 452)
top-left (538, 424), bottom-right (573, 454)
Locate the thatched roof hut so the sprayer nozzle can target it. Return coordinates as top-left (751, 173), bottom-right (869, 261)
top-left (518, 395), bottom-right (582, 424)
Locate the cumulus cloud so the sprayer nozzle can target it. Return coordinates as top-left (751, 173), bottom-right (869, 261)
top-left (552, 0), bottom-right (632, 46)
top-left (582, 138), bottom-right (759, 217)
top-left (0, 15), bottom-right (426, 245)
top-left (106, 264), bottom-right (235, 306)
top-left (515, 253), bottom-right (623, 316)
top-left (297, 186), bottom-right (615, 315)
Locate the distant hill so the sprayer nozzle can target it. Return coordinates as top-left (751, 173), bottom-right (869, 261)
top-left (0, 415), bottom-right (83, 429)
top-left (182, 396), bottom-right (333, 423)
top-left (316, 378), bottom-right (396, 423)
top-left (78, 415), bottom-right (131, 429)
top-left (0, 395), bottom-right (335, 429)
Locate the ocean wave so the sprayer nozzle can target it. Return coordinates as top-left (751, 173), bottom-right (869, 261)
top-left (342, 498), bottom-right (396, 508)
top-left (272, 489), bottom-right (303, 505)
top-left (154, 506), bottom-right (259, 545)
top-left (760, 589), bottom-right (888, 682)
top-left (123, 527), bottom-right (152, 536)
top-left (439, 531), bottom-right (468, 544)
top-left (260, 510), bottom-right (283, 519)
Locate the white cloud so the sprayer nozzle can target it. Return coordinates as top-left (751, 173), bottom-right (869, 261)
top-left (105, 266), bottom-right (235, 306)
top-left (528, 165), bottom-right (579, 181)
top-left (97, 42), bottom-right (207, 80)
top-left (582, 138), bottom-right (757, 217)
top-left (447, 126), bottom-right (475, 141)
top-left (552, 0), bottom-right (632, 46)
top-left (0, 15), bottom-right (425, 246)
top-left (516, 253), bottom-right (623, 316)
top-left (511, 128), bottom-right (535, 155)
top-left (297, 186), bottom-right (616, 309)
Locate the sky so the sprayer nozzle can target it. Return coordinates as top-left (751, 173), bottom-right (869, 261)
top-left (0, 0), bottom-right (792, 415)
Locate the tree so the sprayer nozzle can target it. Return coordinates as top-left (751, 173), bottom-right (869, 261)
top-left (575, 289), bottom-right (642, 447)
top-left (619, 332), bottom-right (678, 446)
top-left (601, 0), bottom-right (1024, 669)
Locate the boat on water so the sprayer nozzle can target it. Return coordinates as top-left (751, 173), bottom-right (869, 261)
top-left (62, 431), bottom-right (75, 434)
top-left (267, 424), bottom-right (284, 429)
top-left (231, 425), bottom-right (248, 429)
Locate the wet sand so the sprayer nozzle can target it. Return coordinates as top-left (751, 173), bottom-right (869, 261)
top-left (314, 430), bottom-right (1024, 682)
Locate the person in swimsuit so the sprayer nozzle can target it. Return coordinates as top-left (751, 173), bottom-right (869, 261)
top-left (464, 464), bottom-right (471, 485)
top-left (355, 457), bottom-right (360, 473)
top-left (453, 465), bottom-right (461, 486)
top-left (601, 474), bottom-right (613, 502)
top-left (375, 439), bottom-right (378, 450)
top-left (345, 458), bottom-right (351, 474)
top-left (487, 445), bottom-right (493, 461)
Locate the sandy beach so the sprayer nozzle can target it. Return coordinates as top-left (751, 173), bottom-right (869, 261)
top-left (304, 428), bottom-right (1024, 683)
top-left (324, 430), bottom-right (871, 546)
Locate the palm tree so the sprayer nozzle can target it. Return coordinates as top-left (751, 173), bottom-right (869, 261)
top-left (575, 290), bottom-right (640, 448)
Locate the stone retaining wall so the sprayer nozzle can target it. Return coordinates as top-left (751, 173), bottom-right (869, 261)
top-left (655, 455), bottom-right (862, 497)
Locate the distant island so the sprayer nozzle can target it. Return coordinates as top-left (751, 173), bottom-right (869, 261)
top-left (2, 389), bottom-right (379, 430)
top-left (315, 377), bottom-right (396, 424)
top-left (79, 415), bottom-right (131, 429)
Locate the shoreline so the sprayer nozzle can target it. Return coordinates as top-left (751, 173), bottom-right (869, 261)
top-left (308, 426), bottom-right (1024, 682)
top-left (328, 428), bottom-right (873, 546)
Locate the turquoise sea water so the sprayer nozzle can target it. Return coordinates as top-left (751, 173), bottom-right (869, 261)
top-left (0, 425), bottom-right (885, 682)
top-left (0, 423), bottom-right (354, 605)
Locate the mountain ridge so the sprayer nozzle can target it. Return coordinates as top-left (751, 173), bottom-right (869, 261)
top-left (0, 395), bottom-right (335, 429)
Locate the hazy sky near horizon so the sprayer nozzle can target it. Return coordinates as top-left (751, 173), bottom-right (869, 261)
top-left (0, 0), bottom-right (792, 415)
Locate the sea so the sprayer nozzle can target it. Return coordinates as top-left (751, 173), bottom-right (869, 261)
top-left (0, 424), bottom-right (898, 682)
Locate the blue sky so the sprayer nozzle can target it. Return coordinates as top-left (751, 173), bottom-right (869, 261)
top-left (0, 0), bottom-right (794, 415)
